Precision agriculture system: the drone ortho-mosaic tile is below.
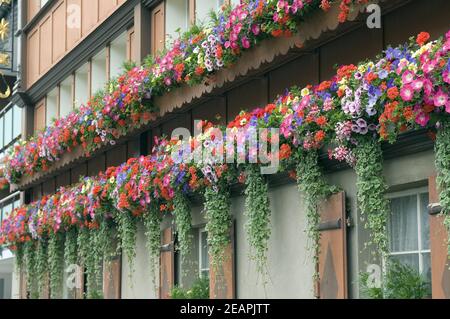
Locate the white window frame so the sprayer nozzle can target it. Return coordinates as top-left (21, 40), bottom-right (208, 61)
top-left (198, 227), bottom-right (209, 278)
top-left (385, 187), bottom-right (431, 276)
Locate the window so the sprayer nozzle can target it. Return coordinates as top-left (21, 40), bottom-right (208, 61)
top-left (59, 77), bottom-right (73, 118)
top-left (0, 103), bottom-right (22, 153)
top-left (46, 87), bottom-right (58, 126)
top-left (199, 228), bottom-right (209, 278)
top-left (195, 0), bottom-right (221, 25)
top-left (0, 193), bottom-right (20, 227)
top-left (110, 33), bottom-right (127, 79)
top-left (75, 63), bottom-right (89, 107)
top-left (91, 49), bottom-right (107, 94)
top-left (166, 0), bottom-right (188, 43)
top-left (387, 188), bottom-right (431, 284)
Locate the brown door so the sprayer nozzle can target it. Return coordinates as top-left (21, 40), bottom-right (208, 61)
top-left (428, 176), bottom-right (450, 299)
top-left (209, 222), bottom-right (235, 299)
top-left (151, 3), bottom-right (165, 56)
top-left (159, 227), bottom-right (174, 299)
top-left (103, 256), bottom-right (122, 299)
top-left (316, 191), bottom-right (348, 299)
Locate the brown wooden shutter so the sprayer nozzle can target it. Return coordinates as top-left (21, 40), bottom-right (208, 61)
top-left (151, 3), bottom-right (165, 56)
top-left (20, 270), bottom-right (28, 299)
top-left (75, 267), bottom-right (85, 299)
top-left (209, 222), bottom-right (235, 299)
top-left (189, 0), bottom-right (196, 25)
top-left (34, 99), bottom-right (46, 132)
top-left (103, 256), bottom-right (122, 299)
top-left (428, 176), bottom-right (450, 299)
top-left (316, 191), bottom-right (348, 299)
top-left (159, 227), bottom-right (174, 299)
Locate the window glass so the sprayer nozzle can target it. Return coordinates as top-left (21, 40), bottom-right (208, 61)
top-left (0, 114), bottom-right (3, 149)
top-left (388, 190), bottom-right (431, 287)
top-left (60, 77), bottom-right (73, 118)
top-left (4, 108), bottom-right (12, 146)
top-left (91, 49), bottom-right (107, 94)
top-left (46, 88), bottom-right (59, 126)
top-left (166, 0), bottom-right (188, 43)
top-left (389, 195), bottom-right (418, 252)
top-left (199, 230), bottom-right (209, 278)
top-left (75, 64), bottom-right (89, 107)
top-left (196, 0), bottom-right (217, 25)
top-left (13, 104), bottom-right (22, 139)
top-left (110, 33), bottom-right (127, 79)
top-left (420, 192), bottom-right (430, 249)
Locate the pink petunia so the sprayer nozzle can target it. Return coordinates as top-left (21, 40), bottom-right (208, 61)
top-left (443, 70), bottom-right (450, 84)
top-left (412, 79), bottom-right (424, 91)
top-left (422, 61), bottom-right (436, 74)
top-left (402, 70), bottom-right (415, 84)
top-left (241, 37), bottom-right (250, 49)
top-left (434, 90), bottom-right (449, 107)
top-left (415, 111), bottom-right (430, 127)
top-left (400, 85), bottom-right (414, 101)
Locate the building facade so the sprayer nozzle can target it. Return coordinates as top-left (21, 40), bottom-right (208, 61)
top-left (0, 0), bottom-right (20, 300)
top-left (0, 0), bottom-right (449, 299)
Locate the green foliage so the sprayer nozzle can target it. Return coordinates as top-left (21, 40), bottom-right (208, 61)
top-left (173, 192), bottom-right (192, 261)
top-left (360, 261), bottom-right (430, 299)
top-left (244, 165), bottom-right (271, 281)
top-left (48, 232), bottom-right (64, 299)
top-left (354, 139), bottom-right (389, 256)
top-left (204, 186), bottom-right (232, 270)
top-left (36, 238), bottom-right (48, 297)
top-left (296, 150), bottom-right (337, 280)
top-left (143, 205), bottom-right (162, 288)
top-left (24, 241), bottom-right (38, 299)
top-left (114, 209), bottom-right (137, 276)
top-left (64, 227), bottom-right (78, 266)
top-left (170, 277), bottom-right (210, 299)
top-left (435, 120), bottom-right (450, 256)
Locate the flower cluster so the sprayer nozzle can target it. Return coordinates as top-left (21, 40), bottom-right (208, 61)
top-left (3, 0), bottom-right (359, 185)
top-left (1, 30), bottom-right (448, 253)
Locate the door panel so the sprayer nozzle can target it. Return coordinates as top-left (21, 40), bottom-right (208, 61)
top-left (317, 191), bottom-right (347, 299)
top-left (428, 176), bottom-right (450, 299)
top-left (209, 222), bottom-right (235, 299)
top-left (159, 227), bottom-right (174, 299)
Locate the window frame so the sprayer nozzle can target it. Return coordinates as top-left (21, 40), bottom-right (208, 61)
top-left (385, 186), bottom-right (431, 277)
top-left (0, 102), bottom-right (22, 155)
top-left (198, 227), bottom-right (209, 278)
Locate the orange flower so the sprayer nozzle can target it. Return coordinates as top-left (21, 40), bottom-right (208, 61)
top-left (314, 130), bottom-right (326, 143)
top-left (387, 87), bottom-right (399, 100)
top-left (416, 32), bottom-right (430, 46)
top-left (279, 144), bottom-right (292, 160)
top-left (315, 116), bottom-right (327, 127)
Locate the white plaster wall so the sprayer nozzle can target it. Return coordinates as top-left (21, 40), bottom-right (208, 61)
top-left (121, 221), bottom-right (159, 299)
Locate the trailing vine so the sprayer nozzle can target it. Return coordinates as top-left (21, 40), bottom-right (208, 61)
top-left (48, 232), bottom-right (64, 299)
top-left (36, 238), bottom-right (49, 297)
top-left (24, 241), bottom-right (38, 299)
top-left (143, 205), bottom-right (162, 288)
top-left (435, 120), bottom-right (450, 255)
top-left (64, 228), bottom-right (78, 266)
top-left (114, 209), bottom-right (137, 276)
top-left (244, 165), bottom-right (271, 280)
top-left (204, 186), bottom-right (232, 270)
top-left (354, 139), bottom-right (389, 257)
top-left (173, 192), bottom-right (192, 260)
top-left (295, 150), bottom-right (337, 279)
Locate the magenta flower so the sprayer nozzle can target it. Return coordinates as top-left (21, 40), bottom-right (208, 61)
top-left (434, 90), bottom-right (448, 107)
top-left (251, 24), bottom-right (260, 36)
top-left (415, 110), bottom-right (430, 127)
top-left (241, 37), bottom-right (250, 49)
top-left (411, 79), bottom-right (424, 91)
top-left (443, 70), bottom-right (450, 84)
top-left (400, 85), bottom-right (414, 101)
top-left (402, 70), bottom-right (415, 84)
